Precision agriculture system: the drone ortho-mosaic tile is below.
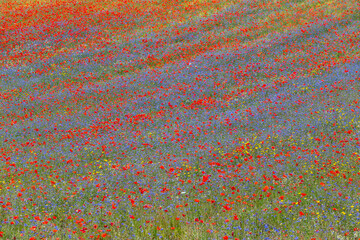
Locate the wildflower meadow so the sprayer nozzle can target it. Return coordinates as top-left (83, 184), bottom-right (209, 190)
top-left (0, 0), bottom-right (360, 239)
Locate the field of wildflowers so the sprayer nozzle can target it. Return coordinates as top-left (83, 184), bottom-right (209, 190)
top-left (0, 0), bottom-right (360, 239)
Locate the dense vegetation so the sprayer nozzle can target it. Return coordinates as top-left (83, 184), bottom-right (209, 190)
top-left (0, 0), bottom-right (359, 239)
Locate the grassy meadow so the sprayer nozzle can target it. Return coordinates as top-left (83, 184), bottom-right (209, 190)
top-left (0, 0), bottom-right (360, 239)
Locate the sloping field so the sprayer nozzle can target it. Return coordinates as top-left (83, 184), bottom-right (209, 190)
top-left (0, 0), bottom-right (359, 239)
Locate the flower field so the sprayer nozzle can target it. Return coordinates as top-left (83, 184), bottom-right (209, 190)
top-left (0, 0), bottom-right (360, 239)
